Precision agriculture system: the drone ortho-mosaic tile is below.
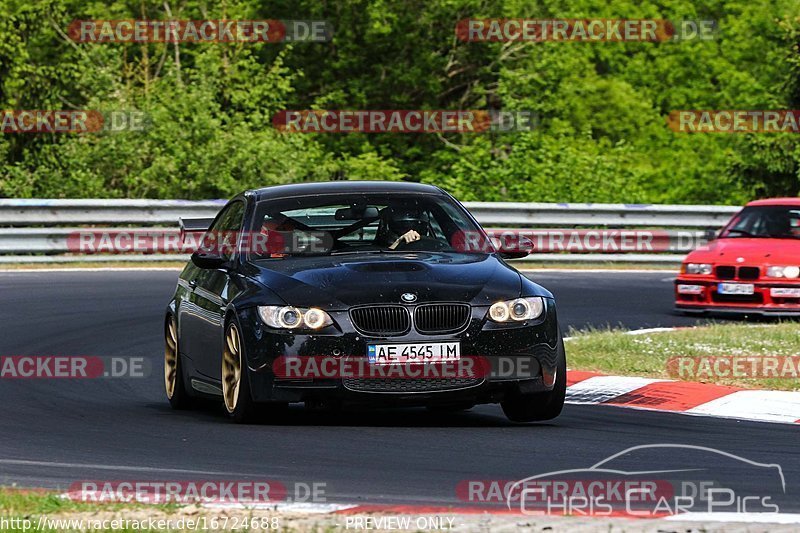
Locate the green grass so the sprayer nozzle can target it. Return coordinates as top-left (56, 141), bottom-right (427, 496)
top-left (567, 322), bottom-right (800, 390)
top-left (0, 489), bottom-right (184, 532)
top-left (0, 488), bottom-right (181, 515)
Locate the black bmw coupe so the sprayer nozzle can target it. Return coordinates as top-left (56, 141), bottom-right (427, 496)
top-left (164, 181), bottom-right (566, 423)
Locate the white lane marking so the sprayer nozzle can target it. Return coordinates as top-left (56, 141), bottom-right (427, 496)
top-left (663, 512), bottom-right (800, 524)
top-left (565, 376), bottom-right (665, 404)
top-left (687, 391), bottom-right (800, 424)
top-left (0, 268), bottom-right (182, 273)
top-left (521, 268), bottom-right (676, 273)
top-left (203, 502), bottom-right (358, 513)
top-left (564, 326), bottom-right (681, 341)
top-left (0, 459), bottom-right (276, 477)
top-left (625, 327), bottom-right (681, 335)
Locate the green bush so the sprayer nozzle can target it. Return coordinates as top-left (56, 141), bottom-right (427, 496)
top-left (0, 0), bottom-right (798, 202)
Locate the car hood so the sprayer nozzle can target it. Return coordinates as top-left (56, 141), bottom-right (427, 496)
top-left (687, 238), bottom-right (800, 264)
top-left (246, 252), bottom-right (527, 309)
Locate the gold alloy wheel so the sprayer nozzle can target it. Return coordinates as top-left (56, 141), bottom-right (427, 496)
top-left (222, 323), bottom-right (243, 413)
top-left (164, 316), bottom-right (178, 399)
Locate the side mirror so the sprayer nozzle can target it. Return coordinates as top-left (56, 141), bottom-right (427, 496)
top-left (703, 228), bottom-right (718, 242)
top-left (498, 236), bottom-right (534, 260)
top-left (499, 250), bottom-right (531, 260)
top-left (191, 250), bottom-right (228, 269)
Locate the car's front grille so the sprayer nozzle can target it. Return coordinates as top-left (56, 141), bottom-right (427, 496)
top-left (739, 266), bottom-right (760, 280)
top-left (716, 266), bottom-right (736, 279)
top-left (342, 376), bottom-right (483, 393)
top-left (414, 304), bottom-right (471, 334)
top-left (350, 306), bottom-right (410, 336)
top-left (715, 265), bottom-right (760, 281)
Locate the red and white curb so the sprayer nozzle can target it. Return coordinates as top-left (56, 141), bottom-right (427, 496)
top-left (563, 326), bottom-right (800, 425)
top-left (200, 502), bottom-right (800, 524)
top-left (566, 371), bottom-right (800, 425)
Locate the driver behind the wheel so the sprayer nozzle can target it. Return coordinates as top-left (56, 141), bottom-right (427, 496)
top-left (377, 206), bottom-right (431, 250)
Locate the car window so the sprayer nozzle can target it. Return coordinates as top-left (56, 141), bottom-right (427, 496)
top-left (723, 206), bottom-right (800, 239)
top-left (201, 200), bottom-right (245, 261)
top-left (249, 193), bottom-right (485, 260)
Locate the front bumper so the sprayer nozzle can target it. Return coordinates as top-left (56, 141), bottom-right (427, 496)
top-left (674, 277), bottom-right (800, 316)
top-left (236, 300), bottom-right (561, 405)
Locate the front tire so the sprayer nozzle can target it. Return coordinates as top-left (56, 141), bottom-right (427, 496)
top-left (501, 333), bottom-right (567, 422)
top-left (222, 321), bottom-right (259, 423)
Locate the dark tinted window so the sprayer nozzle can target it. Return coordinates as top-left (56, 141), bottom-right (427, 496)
top-left (201, 200), bottom-right (245, 261)
top-left (722, 206), bottom-right (800, 239)
top-left (248, 193), bottom-right (484, 260)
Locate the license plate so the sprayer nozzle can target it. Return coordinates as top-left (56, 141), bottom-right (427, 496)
top-left (718, 283), bottom-right (755, 295)
top-left (771, 288), bottom-right (800, 298)
top-left (367, 342), bottom-right (460, 364)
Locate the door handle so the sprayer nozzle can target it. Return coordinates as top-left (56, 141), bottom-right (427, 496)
top-left (188, 280), bottom-right (197, 289)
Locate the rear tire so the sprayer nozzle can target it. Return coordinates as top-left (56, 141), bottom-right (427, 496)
top-left (165, 314), bottom-right (196, 410)
top-left (501, 333), bottom-right (566, 422)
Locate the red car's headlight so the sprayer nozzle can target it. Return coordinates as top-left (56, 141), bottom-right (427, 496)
top-left (766, 266), bottom-right (800, 278)
top-left (683, 263), bottom-right (712, 275)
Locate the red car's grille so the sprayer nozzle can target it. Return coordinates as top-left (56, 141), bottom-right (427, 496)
top-left (739, 266), bottom-right (760, 280)
top-left (715, 265), bottom-right (760, 281)
top-left (715, 266), bottom-right (736, 279)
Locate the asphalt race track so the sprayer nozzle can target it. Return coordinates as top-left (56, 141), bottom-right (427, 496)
top-left (0, 269), bottom-right (797, 512)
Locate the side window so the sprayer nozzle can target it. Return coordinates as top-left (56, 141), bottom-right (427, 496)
top-left (426, 210), bottom-right (447, 241)
top-left (201, 201), bottom-right (245, 261)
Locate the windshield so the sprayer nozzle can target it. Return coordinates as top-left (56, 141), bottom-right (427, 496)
top-left (247, 192), bottom-right (488, 260)
top-left (721, 205), bottom-right (800, 239)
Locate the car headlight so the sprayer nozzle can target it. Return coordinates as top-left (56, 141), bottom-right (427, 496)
top-left (257, 306), bottom-right (333, 329)
top-left (683, 263), bottom-right (713, 275)
top-left (488, 297), bottom-right (545, 322)
top-left (767, 266), bottom-right (800, 279)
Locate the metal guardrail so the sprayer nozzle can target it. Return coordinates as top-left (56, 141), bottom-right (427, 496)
top-left (0, 199), bottom-right (225, 226)
top-left (463, 202), bottom-right (739, 228)
top-left (0, 199), bottom-right (739, 263)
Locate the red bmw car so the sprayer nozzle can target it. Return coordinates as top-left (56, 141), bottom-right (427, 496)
top-left (675, 198), bottom-right (800, 316)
